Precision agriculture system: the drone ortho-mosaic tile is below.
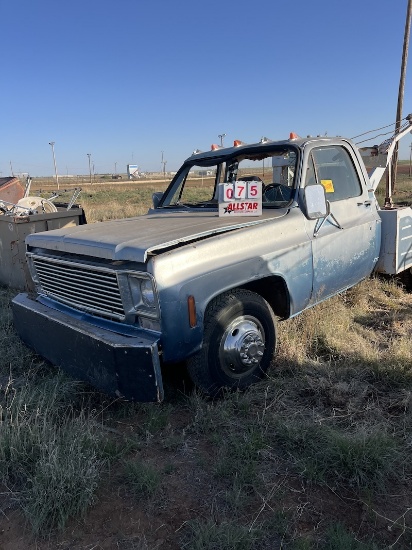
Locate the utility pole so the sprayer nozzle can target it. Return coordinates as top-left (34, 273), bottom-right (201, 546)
top-left (162, 159), bottom-right (167, 182)
top-left (49, 142), bottom-right (59, 189)
top-left (87, 153), bottom-right (92, 184)
top-left (392, 0), bottom-right (412, 192)
top-left (218, 133), bottom-right (226, 147)
top-left (9, 161), bottom-right (14, 177)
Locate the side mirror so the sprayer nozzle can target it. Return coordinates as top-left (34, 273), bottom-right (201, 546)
top-left (152, 192), bottom-right (163, 209)
top-left (302, 184), bottom-right (328, 219)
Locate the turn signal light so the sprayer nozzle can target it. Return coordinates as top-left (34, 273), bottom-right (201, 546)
top-left (211, 144), bottom-right (221, 150)
top-left (188, 295), bottom-right (197, 328)
top-left (289, 132), bottom-right (300, 140)
top-left (233, 140), bottom-right (246, 147)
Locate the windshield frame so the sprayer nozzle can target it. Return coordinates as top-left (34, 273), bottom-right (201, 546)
top-left (158, 143), bottom-right (300, 210)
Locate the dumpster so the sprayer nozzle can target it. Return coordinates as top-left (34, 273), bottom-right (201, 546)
top-left (0, 177), bottom-right (25, 204)
top-left (0, 205), bottom-right (86, 290)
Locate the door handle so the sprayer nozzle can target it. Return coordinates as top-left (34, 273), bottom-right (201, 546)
top-left (357, 200), bottom-right (372, 206)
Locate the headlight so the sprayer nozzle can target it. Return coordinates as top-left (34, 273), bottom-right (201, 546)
top-left (26, 253), bottom-right (40, 285)
top-left (140, 278), bottom-right (155, 308)
top-left (126, 274), bottom-right (159, 319)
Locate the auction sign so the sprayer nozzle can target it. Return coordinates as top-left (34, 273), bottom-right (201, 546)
top-left (218, 180), bottom-right (262, 217)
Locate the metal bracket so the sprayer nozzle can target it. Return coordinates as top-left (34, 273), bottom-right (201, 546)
top-left (314, 202), bottom-right (343, 237)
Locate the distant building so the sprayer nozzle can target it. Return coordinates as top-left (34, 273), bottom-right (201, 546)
top-left (127, 164), bottom-right (140, 180)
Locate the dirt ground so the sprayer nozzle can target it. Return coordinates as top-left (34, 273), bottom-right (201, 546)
top-left (0, 400), bottom-right (410, 550)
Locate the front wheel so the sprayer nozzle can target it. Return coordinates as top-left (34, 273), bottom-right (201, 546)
top-left (187, 289), bottom-right (277, 396)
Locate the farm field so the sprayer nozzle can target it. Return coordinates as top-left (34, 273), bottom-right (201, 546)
top-left (0, 172), bottom-right (412, 549)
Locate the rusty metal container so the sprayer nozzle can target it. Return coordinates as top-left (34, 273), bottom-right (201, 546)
top-left (0, 177), bottom-right (25, 204)
top-left (0, 206), bottom-right (86, 290)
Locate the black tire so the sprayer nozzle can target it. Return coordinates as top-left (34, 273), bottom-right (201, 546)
top-left (398, 268), bottom-right (412, 292)
top-left (187, 289), bottom-right (277, 396)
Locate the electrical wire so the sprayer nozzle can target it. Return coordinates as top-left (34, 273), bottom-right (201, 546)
top-left (350, 116), bottom-right (408, 140)
top-left (353, 119), bottom-right (410, 146)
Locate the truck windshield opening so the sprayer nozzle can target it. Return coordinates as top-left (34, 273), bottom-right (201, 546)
top-left (159, 147), bottom-right (298, 209)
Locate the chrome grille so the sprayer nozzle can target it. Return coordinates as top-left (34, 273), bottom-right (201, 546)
top-left (31, 255), bottom-right (126, 320)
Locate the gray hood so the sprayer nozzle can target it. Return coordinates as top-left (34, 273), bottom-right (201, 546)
top-left (26, 211), bottom-right (273, 263)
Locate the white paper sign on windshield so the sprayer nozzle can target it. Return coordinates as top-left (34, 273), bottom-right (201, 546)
top-left (219, 180), bottom-right (262, 217)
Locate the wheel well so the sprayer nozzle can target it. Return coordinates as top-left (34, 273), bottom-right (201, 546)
top-left (201, 276), bottom-right (290, 325)
top-left (241, 276), bottom-right (290, 319)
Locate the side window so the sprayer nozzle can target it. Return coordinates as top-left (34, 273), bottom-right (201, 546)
top-left (308, 147), bottom-right (362, 202)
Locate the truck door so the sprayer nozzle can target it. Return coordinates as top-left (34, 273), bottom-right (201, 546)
top-left (304, 145), bottom-right (381, 302)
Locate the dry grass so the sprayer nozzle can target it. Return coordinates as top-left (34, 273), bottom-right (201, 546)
top-left (31, 180), bottom-right (171, 222)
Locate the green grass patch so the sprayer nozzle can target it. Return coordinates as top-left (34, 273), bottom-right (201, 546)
top-left (0, 374), bottom-right (102, 533)
top-left (22, 417), bottom-right (102, 534)
top-left (274, 421), bottom-right (400, 490)
top-left (321, 523), bottom-right (381, 549)
top-left (180, 518), bottom-right (263, 550)
top-left (122, 459), bottom-right (162, 500)
top-left (213, 424), bottom-right (268, 486)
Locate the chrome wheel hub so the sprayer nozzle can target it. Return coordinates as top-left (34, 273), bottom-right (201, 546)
top-left (219, 316), bottom-right (265, 378)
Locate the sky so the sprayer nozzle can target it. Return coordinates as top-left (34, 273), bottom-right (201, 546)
top-left (1, 0), bottom-right (411, 177)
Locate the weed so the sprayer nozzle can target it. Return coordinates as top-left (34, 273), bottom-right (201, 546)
top-left (98, 436), bottom-right (141, 460)
top-left (213, 424), bottom-right (268, 486)
top-left (274, 421), bottom-right (400, 490)
top-left (291, 540), bottom-right (314, 550)
top-left (163, 462), bottom-right (177, 475)
top-left (161, 432), bottom-right (186, 451)
top-left (0, 375), bottom-right (102, 533)
top-left (116, 536), bottom-right (153, 550)
top-left (321, 523), bottom-right (380, 549)
top-left (187, 389), bottom-right (256, 435)
top-left (123, 459), bottom-right (161, 499)
top-left (0, 374), bottom-right (83, 482)
top-left (22, 416), bottom-right (102, 534)
top-left (180, 518), bottom-right (262, 550)
top-left (141, 402), bottom-right (172, 436)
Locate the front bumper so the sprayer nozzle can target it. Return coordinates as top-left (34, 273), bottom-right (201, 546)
top-left (12, 293), bottom-right (163, 402)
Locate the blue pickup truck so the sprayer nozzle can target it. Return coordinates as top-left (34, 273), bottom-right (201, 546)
top-left (12, 123), bottom-right (412, 401)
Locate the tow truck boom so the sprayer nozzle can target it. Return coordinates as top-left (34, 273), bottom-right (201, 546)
top-left (360, 114), bottom-right (412, 199)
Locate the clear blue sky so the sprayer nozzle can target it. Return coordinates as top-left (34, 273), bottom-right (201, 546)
top-left (1, 0), bottom-right (411, 177)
